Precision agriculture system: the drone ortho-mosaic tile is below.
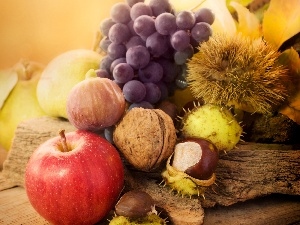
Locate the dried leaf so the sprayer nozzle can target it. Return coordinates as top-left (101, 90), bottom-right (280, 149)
top-left (279, 48), bottom-right (300, 124)
top-left (279, 106), bottom-right (300, 124)
top-left (262, 0), bottom-right (300, 49)
top-left (230, 1), bottom-right (261, 39)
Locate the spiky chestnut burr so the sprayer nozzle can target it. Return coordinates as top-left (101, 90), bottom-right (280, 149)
top-left (186, 33), bottom-right (290, 114)
top-left (180, 103), bottom-right (243, 152)
top-left (161, 138), bottom-right (218, 198)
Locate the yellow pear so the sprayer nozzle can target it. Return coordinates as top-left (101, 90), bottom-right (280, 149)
top-left (36, 49), bottom-right (103, 119)
top-left (0, 60), bottom-right (47, 150)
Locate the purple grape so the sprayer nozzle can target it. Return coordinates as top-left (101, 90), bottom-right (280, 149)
top-left (191, 22), bottom-right (212, 43)
top-left (114, 80), bottom-right (125, 89)
top-left (107, 43), bottom-right (127, 60)
top-left (100, 18), bottom-right (115, 36)
top-left (126, 0), bottom-right (145, 7)
top-left (99, 37), bottom-right (112, 52)
top-left (170, 30), bottom-right (190, 51)
top-left (126, 45), bottom-right (150, 69)
top-left (133, 15), bottom-right (156, 38)
top-left (143, 82), bottom-right (161, 104)
top-left (123, 80), bottom-right (146, 103)
top-left (128, 101), bottom-right (154, 110)
top-left (127, 20), bottom-right (138, 36)
top-left (176, 10), bottom-right (196, 30)
top-left (113, 63), bottom-right (134, 83)
top-left (174, 44), bottom-right (194, 65)
top-left (110, 57), bottom-right (127, 73)
top-left (138, 61), bottom-right (163, 83)
top-left (161, 47), bottom-right (175, 59)
top-left (155, 12), bottom-right (177, 35)
top-left (130, 2), bottom-right (153, 20)
top-left (110, 3), bottom-right (131, 24)
top-left (155, 81), bottom-right (169, 101)
top-left (194, 8), bottom-right (215, 25)
top-left (157, 58), bottom-right (180, 83)
top-left (95, 69), bottom-right (112, 79)
top-left (148, 0), bottom-right (172, 17)
top-left (126, 36), bottom-right (146, 49)
top-left (146, 32), bottom-right (169, 57)
top-left (100, 56), bottom-right (114, 72)
top-left (108, 23), bottom-right (131, 44)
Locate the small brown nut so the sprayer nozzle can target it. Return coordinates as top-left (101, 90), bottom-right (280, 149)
top-left (156, 100), bottom-right (178, 121)
top-left (115, 190), bottom-right (155, 218)
top-left (113, 108), bottom-right (177, 172)
top-left (172, 137), bottom-right (219, 180)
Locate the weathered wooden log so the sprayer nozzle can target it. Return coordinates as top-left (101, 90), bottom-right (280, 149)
top-left (0, 116), bottom-right (204, 225)
top-left (0, 116), bottom-right (299, 223)
top-left (201, 143), bottom-right (300, 207)
top-left (0, 116), bottom-right (75, 190)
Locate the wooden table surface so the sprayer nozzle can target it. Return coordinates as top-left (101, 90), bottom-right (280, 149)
top-left (1, 187), bottom-right (300, 225)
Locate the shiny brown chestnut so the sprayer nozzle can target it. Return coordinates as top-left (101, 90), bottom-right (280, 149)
top-left (171, 137), bottom-right (219, 180)
top-left (115, 190), bottom-right (156, 218)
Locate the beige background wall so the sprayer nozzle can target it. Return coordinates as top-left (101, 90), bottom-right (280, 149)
top-left (0, 0), bottom-right (121, 69)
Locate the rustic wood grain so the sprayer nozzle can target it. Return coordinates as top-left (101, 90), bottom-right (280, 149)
top-left (201, 143), bottom-right (300, 207)
top-left (0, 116), bottom-right (76, 190)
top-left (0, 116), bottom-right (299, 224)
top-left (1, 187), bottom-right (299, 225)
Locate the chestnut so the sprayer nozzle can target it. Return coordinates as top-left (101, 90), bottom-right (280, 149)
top-left (172, 137), bottom-right (219, 180)
top-left (115, 190), bottom-right (156, 218)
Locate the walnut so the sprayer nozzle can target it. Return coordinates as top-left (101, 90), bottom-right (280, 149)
top-left (113, 108), bottom-right (177, 172)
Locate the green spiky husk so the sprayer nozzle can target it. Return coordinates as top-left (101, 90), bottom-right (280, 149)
top-left (109, 214), bottom-right (166, 225)
top-left (161, 154), bottom-right (216, 197)
top-left (186, 33), bottom-right (290, 114)
top-left (180, 103), bottom-right (243, 152)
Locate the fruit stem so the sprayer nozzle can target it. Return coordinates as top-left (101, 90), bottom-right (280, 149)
top-left (59, 129), bottom-right (69, 152)
top-left (85, 69), bottom-right (97, 79)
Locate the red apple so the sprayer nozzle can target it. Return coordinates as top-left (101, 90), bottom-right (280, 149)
top-left (25, 130), bottom-right (124, 225)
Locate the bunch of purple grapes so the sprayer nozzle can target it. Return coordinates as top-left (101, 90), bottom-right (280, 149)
top-left (97, 0), bottom-right (214, 109)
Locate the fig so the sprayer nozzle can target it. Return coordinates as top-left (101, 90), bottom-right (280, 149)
top-left (66, 70), bottom-right (125, 131)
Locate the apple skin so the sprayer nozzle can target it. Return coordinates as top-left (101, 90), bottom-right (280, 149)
top-left (25, 130), bottom-right (124, 225)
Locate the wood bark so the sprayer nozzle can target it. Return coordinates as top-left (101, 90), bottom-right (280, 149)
top-left (202, 143), bottom-right (300, 207)
top-left (0, 116), bottom-right (299, 224)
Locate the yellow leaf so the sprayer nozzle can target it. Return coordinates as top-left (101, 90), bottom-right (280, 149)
top-left (279, 48), bottom-right (300, 124)
top-left (226, 0), bottom-right (254, 13)
top-left (278, 47), bottom-right (300, 77)
top-left (263, 0), bottom-right (300, 49)
top-left (280, 106), bottom-right (300, 124)
top-left (230, 1), bottom-right (261, 39)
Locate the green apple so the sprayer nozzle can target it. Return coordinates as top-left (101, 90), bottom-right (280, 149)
top-left (36, 49), bottom-right (103, 119)
top-left (0, 60), bottom-right (47, 150)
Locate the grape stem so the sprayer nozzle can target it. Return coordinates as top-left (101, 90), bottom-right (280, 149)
top-left (190, 0), bottom-right (206, 11)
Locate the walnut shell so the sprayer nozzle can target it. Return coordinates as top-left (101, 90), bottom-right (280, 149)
top-left (113, 108), bottom-right (177, 172)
